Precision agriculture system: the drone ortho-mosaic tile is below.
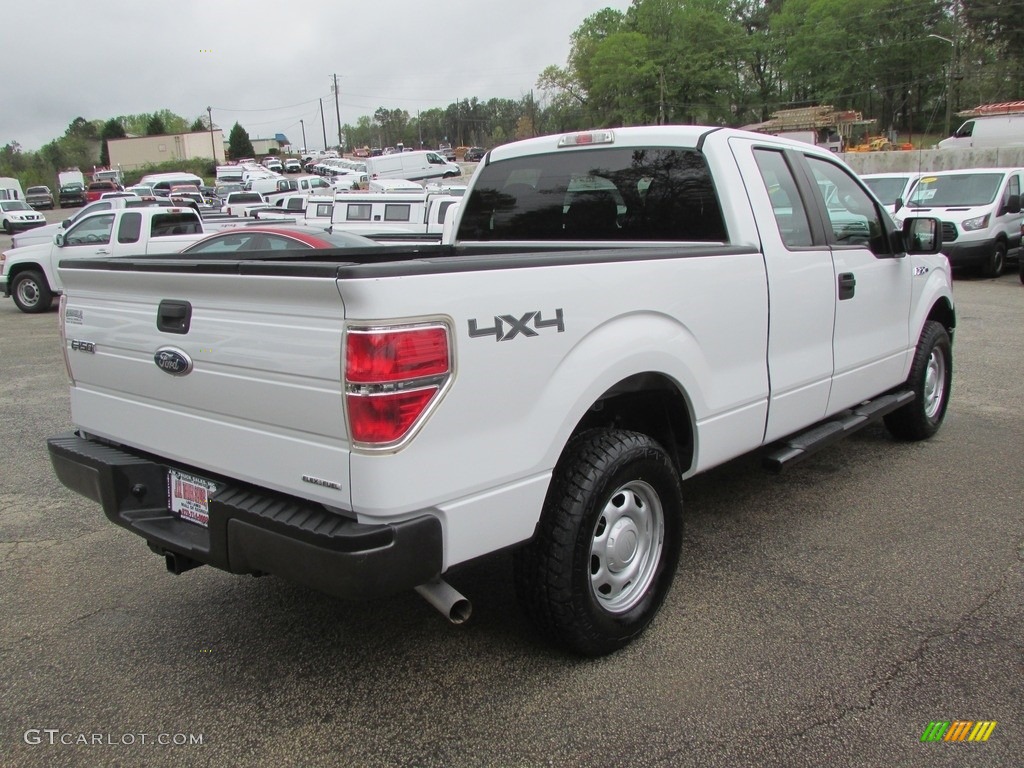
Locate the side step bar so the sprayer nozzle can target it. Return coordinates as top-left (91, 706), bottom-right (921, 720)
top-left (762, 390), bottom-right (914, 473)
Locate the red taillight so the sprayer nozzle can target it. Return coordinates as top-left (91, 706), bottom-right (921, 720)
top-left (345, 324), bottom-right (451, 447)
top-left (346, 327), bottom-right (449, 383)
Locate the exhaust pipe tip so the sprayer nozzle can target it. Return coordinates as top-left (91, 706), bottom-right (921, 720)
top-left (415, 578), bottom-right (472, 624)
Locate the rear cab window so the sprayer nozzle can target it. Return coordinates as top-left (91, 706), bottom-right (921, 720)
top-left (458, 146), bottom-right (727, 242)
top-left (151, 213), bottom-right (202, 237)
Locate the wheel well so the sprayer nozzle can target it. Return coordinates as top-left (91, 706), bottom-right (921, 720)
top-left (927, 296), bottom-right (956, 335)
top-left (572, 373), bottom-right (694, 474)
top-left (7, 261), bottom-right (47, 283)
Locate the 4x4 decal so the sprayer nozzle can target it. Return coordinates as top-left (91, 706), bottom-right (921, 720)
top-left (468, 309), bottom-right (565, 342)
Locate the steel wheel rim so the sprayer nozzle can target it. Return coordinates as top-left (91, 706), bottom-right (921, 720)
top-left (589, 479), bottom-right (665, 613)
top-left (923, 347), bottom-right (946, 420)
top-left (16, 279), bottom-right (39, 308)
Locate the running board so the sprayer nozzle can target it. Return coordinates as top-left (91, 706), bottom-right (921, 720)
top-left (762, 390), bottom-right (915, 473)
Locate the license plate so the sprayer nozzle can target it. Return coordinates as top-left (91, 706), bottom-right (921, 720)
top-left (168, 469), bottom-right (217, 528)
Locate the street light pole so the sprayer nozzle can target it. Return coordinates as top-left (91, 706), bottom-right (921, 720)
top-left (928, 34), bottom-right (955, 136)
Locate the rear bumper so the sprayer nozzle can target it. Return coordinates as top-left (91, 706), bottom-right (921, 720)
top-left (47, 432), bottom-right (443, 599)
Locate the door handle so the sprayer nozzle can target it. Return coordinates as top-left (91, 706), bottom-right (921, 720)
top-left (838, 272), bottom-right (856, 300)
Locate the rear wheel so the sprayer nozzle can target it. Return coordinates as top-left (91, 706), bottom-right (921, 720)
top-left (884, 321), bottom-right (952, 440)
top-left (514, 429), bottom-right (683, 656)
top-left (11, 270), bottom-right (53, 314)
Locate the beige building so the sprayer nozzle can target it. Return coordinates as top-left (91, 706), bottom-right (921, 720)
top-left (108, 131), bottom-right (227, 172)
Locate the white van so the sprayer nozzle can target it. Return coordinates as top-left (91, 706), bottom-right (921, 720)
top-left (937, 113), bottom-right (1024, 149)
top-left (894, 167), bottom-right (1023, 276)
top-left (363, 150), bottom-right (461, 183)
top-left (0, 176), bottom-right (25, 201)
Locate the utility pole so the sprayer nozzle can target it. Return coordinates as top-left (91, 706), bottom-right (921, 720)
top-left (206, 106), bottom-right (218, 163)
top-left (320, 98), bottom-right (328, 150)
top-left (333, 74), bottom-right (343, 151)
top-left (300, 119), bottom-right (307, 154)
top-left (658, 68), bottom-right (666, 125)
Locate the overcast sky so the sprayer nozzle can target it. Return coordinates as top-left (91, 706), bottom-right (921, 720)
top-left (4, 0), bottom-right (632, 152)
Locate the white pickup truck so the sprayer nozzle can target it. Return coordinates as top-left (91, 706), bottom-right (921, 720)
top-left (46, 127), bottom-right (954, 655)
top-left (1, 207), bottom-right (205, 313)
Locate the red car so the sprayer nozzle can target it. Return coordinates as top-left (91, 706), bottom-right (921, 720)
top-left (179, 226), bottom-right (381, 255)
top-left (85, 180), bottom-right (121, 202)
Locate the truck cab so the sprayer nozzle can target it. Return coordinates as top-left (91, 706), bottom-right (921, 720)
top-left (1, 207), bottom-right (204, 313)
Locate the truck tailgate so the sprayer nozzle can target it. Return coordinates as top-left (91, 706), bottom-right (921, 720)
top-left (58, 265), bottom-right (353, 509)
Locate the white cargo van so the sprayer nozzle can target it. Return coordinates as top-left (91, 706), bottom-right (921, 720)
top-left (363, 150), bottom-right (461, 182)
top-left (895, 167), bottom-right (1023, 276)
top-left (937, 113), bottom-right (1024, 149)
top-left (0, 177), bottom-right (25, 201)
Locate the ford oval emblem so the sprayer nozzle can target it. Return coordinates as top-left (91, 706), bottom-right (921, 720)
top-left (154, 347), bottom-right (193, 376)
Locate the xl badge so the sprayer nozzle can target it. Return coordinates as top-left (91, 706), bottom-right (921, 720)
top-left (154, 347), bottom-right (193, 376)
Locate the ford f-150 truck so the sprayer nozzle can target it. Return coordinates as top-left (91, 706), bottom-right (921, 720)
top-left (1, 207), bottom-right (205, 313)
top-left (46, 126), bottom-right (954, 655)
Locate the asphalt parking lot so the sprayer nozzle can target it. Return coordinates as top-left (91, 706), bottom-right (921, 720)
top-left (1, 244), bottom-right (1021, 766)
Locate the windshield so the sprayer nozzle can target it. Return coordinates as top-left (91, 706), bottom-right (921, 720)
top-left (907, 173), bottom-right (1003, 207)
top-left (1, 200), bottom-right (31, 211)
top-left (862, 176), bottom-right (911, 205)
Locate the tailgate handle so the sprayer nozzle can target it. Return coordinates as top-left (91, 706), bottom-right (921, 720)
top-left (157, 300), bottom-right (192, 334)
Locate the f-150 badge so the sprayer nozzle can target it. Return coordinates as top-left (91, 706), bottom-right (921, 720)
top-left (154, 347), bottom-right (193, 376)
top-left (468, 309), bottom-right (565, 342)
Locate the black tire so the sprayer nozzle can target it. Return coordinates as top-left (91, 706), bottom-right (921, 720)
top-left (982, 240), bottom-right (1006, 278)
top-left (2, 219), bottom-right (11, 235)
top-left (11, 270), bottom-right (54, 314)
top-left (884, 321), bottom-right (952, 441)
top-left (514, 429), bottom-right (683, 656)
top-left (1019, 258), bottom-right (1024, 285)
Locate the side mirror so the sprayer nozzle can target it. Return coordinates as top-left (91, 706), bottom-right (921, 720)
top-left (1006, 194), bottom-right (1021, 215)
top-left (62, 219), bottom-right (71, 228)
top-left (894, 197), bottom-right (903, 214)
top-left (54, 233), bottom-right (66, 247)
top-left (901, 217), bottom-right (942, 254)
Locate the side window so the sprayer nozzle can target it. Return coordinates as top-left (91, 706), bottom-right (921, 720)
top-left (347, 203), bottom-right (371, 221)
top-left (117, 212), bottom-right (142, 244)
top-left (65, 214), bottom-right (115, 246)
top-left (806, 157), bottom-right (890, 255)
top-left (1002, 175), bottom-right (1019, 212)
top-left (436, 200), bottom-right (455, 223)
top-left (384, 204), bottom-right (411, 222)
top-left (753, 149), bottom-right (813, 248)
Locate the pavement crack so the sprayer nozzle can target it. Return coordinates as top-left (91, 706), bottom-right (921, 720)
top-left (787, 551), bottom-right (1020, 741)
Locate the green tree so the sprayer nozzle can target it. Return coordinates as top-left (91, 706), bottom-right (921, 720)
top-left (227, 122), bottom-right (255, 160)
top-left (99, 118), bottom-right (127, 167)
top-left (146, 114), bottom-right (167, 136)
